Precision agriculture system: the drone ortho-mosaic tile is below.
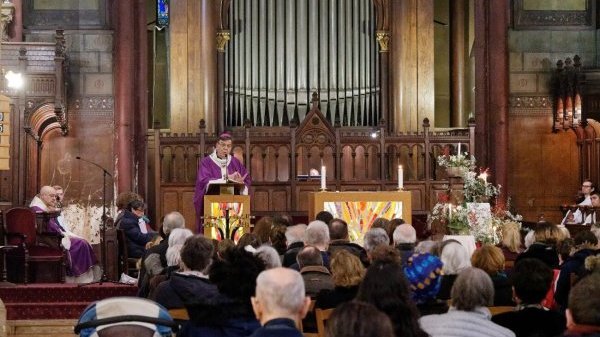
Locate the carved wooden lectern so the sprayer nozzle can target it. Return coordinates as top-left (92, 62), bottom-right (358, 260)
top-left (203, 182), bottom-right (251, 242)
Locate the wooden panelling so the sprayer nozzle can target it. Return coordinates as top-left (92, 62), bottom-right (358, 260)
top-left (272, 190), bottom-right (289, 212)
top-left (253, 190), bottom-right (270, 212)
top-left (161, 191), bottom-right (179, 216)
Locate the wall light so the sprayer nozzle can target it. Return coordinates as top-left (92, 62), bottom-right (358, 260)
top-left (370, 130), bottom-right (380, 139)
top-left (5, 70), bottom-right (23, 89)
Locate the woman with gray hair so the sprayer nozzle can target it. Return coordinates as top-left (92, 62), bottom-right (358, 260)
top-left (436, 240), bottom-right (471, 300)
top-left (420, 267), bottom-right (515, 337)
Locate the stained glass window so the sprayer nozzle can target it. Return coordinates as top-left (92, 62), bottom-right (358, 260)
top-left (157, 0), bottom-right (169, 27)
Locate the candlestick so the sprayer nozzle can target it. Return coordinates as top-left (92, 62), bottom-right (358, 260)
top-left (398, 165), bottom-right (404, 190)
top-left (320, 165), bottom-right (326, 190)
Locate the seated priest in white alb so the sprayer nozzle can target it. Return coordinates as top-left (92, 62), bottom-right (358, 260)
top-left (561, 180), bottom-right (595, 225)
top-left (30, 185), bottom-right (99, 283)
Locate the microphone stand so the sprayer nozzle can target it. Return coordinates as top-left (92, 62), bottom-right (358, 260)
top-left (76, 156), bottom-right (120, 285)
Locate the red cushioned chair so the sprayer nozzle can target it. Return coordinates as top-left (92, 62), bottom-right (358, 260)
top-left (3, 207), bottom-right (66, 283)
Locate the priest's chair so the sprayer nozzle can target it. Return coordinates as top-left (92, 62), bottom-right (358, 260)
top-left (2, 207), bottom-right (66, 283)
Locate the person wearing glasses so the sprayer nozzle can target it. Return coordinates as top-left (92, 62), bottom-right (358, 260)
top-left (193, 132), bottom-right (251, 233)
top-left (562, 180), bottom-right (596, 225)
top-left (117, 200), bottom-right (158, 259)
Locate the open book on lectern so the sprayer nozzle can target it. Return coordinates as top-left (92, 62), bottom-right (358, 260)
top-left (205, 179), bottom-right (246, 195)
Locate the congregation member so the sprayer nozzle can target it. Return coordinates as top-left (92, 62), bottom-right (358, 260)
top-left (420, 267), bottom-right (516, 337)
top-left (182, 247), bottom-right (265, 337)
top-left (249, 268), bottom-right (312, 337)
top-left (325, 301), bottom-right (395, 337)
top-left (30, 185), bottom-right (98, 283)
top-left (291, 220), bottom-right (330, 270)
top-left (386, 218), bottom-right (406, 245)
top-left (193, 132), bottom-right (252, 232)
top-left (237, 233), bottom-right (261, 249)
top-left (117, 199), bottom-right (157, 259)
top-left (138, 211), bottom-right (186, 297)
top-left (393, 223), bottom-right (417, 266)
top-left (327, 218), bottom-right (368, 266)
top-left (253, 245), bottom-right (282, 269)
top-left (555, 231), bottom-right (598, 310)
top-left (437, 240), bottom-right (471, 300)
top-left (471, 244), bottom-right (514, 306)
top-left (315, 250), bottom-right (365, 309)
top-left (363, 227), bottom-right (389, 261)
top-left (152, 235), bottom-right (217, 310)
top-left (563, 273), bottom-right (600, 337)
top-left (315, 210), bottom-right (333, 225)
top-left (492, 258), bottom-right (566, 337)
top-left (297, 245), bottom-right (334, 298)
top-left (147, 228), bottom-right (193, 298)
top-left (356, 258), bottom-right (428, 337)
top-left (371, 217), bottom-right (390, 230)
top-left (268, 224), bottom-right (287, 256)
top-left (253, 216), bottom-right (274, 244)
top-left (283, 224), bottom-right (306, 267)
top-left (403, 253), bottom-right (447, 316)
top-left (499, 221), bottom-right (523, 264)
top-left (516, 222), bottom-right (562, 269)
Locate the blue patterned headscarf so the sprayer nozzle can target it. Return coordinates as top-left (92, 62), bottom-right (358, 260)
top-left (404, 253), bottom-right (444, 304)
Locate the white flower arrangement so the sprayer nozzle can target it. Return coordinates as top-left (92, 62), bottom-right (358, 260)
top-left (437, 152), bottom-right (476, 170)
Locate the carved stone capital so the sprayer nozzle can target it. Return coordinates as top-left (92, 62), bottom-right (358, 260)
top-left (216, 30), bottom-right (231, 53)
top-left (1, 1), bottom-right (15, 42)
top-left (376, 30), bottom-right (390, 53)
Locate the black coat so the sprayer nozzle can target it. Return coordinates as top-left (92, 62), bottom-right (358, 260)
top-left (117, 210), bottom-right (156, 259)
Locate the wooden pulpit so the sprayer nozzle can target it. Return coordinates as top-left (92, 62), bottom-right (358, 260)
top-left (203, 181), bottom-right (251, 242)
top-left (308, 191), bottom-right (412, 244)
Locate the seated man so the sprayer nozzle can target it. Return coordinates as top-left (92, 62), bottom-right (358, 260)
top-left (29, 185), bottom-right (98, 282)
top-left (564, 273), bottom-right (600, 337)
top-left (327, 218), bottom-right (368, 266)
top-left (562, 180), bottom-right (596, 225)
top-left (250, 268), bottom-right (312, 337)
top-left (297, 245), bottom-right (334, 298)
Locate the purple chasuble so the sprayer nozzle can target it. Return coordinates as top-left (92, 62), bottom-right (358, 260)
top-left (30, 206), bottom-right (98, 277)
top-left (193, 155), bottom-right (251, 233)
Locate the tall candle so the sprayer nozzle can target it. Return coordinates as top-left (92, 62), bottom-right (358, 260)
top-left (398, 165), bottom-right (404, 189)
top-left (448, 204), bottom-right (452, 220)
top-left (457, 143), bottom-right (461, 155)
top-left (321, 165), bottom-right (326, 190)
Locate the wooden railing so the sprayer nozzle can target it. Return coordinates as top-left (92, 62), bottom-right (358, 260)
top-left (148, 102), bottom-right (475, 227)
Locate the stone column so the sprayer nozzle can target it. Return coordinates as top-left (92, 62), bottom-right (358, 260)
top-left (114, 0), bottom-right (135, 193)
top-left (450, 0), bottom-right (466, 127)
top-left (134, 0), bottom-right (148, 198)
top-left (474, 0), bottom-right (509, 204)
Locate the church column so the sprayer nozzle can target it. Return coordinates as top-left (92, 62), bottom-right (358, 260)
top-left (474, 0), bottom-right (509, 203)
top-left (134, 0), bottom-right (148, 198)
top-left (450, 0), bottom-right (466, 127)
top-left (114, 0), bottom-right (135, 194)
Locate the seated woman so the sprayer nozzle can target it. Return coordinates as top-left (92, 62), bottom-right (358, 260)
top-left (420, 268), bottom-right (515, 337)
top-left (471, 245), bottom-right (514, 306)
top-left (436, 240), bottom-right (471, 300)
top-left (117, 200), bottom-right (157, 259)
top-left (29, 185), bottom-right (98, 282)
top-left (516, 222), bottom-right (563, 269)
top-left (315, 250), bottom-right (364, 309)
top-left (498, 222), bottom-right (523, 266)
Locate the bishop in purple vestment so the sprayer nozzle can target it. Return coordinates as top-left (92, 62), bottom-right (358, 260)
top-left (30, 186), bottom-right (98, 278)
top-left (193, 132), bottom-right (251, 233)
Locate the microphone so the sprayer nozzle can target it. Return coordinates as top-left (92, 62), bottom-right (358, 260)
top-left (76, 156), bottom-right (112, 177)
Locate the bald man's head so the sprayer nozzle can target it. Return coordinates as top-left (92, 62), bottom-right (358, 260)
top-left (40, 185), bottom-right (57, 208)
top-left (252, 267), bottom-right (311, 324)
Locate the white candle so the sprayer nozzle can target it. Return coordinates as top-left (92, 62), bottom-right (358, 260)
top-left (448, 204), bottom-right (452, 220)
top-left (398, 165), bottom-right (403, 189)
top-left (321, 165), bottom-right (326, 190)
top-left (480, 172), bottom-right (488, 182)
top-left (457, 143), bottom-right (461, 155)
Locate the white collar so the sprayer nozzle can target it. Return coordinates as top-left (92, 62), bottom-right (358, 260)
top-left (29, 195), bottom-right (49, 211)
top-left (209, 150), bottom-right (231, 168)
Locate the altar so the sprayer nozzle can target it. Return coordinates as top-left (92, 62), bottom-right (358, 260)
top-left (308, 191), bottom-right (412, 243)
